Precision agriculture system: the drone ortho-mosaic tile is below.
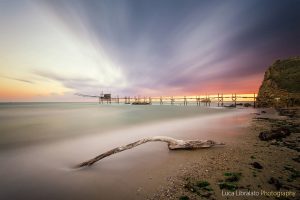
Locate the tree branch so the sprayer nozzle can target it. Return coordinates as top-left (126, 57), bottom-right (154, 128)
top-left (75, 136), bottom-right (225, 168)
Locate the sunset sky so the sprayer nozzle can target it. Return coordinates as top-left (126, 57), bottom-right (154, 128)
top-left (0, 0), bottom-right (299, 102)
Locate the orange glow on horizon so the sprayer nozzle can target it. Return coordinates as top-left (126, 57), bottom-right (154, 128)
top-left (0, 78), bottom-right (71, 101)
top-left (0, 72), bottom-right (263, 102)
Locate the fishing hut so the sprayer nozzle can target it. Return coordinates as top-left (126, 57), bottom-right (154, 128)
top-left (99, 92), bottom-right (112, 104)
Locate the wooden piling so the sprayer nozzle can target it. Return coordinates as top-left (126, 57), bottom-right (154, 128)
top-left (196, 96), bottom-right (200, 106)
top-left (221, 94), bottom-right (224, 106)
top-left (217, 93), bottom-right (224, 107)
top-left (171, 96), bottom-right (174, 105)
top-left (231, 93), bottom-right (237, 107)
top-left (92, 93), bottom-right (257, 107)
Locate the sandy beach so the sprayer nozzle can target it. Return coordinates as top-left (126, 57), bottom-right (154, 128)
top-left (151, 108), bottom-right (300, 200)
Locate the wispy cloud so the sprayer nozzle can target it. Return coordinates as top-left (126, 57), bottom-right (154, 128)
top-left (34, 0), bottom-right (300, 95)
top-left (1, 0), bottom-right (299, 100)
top-left (0, 75), bottom-right (34, 84)
top-left (34, 70), bottom-right (109, 95)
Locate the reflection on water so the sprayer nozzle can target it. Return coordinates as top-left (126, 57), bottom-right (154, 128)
top-left (0, 103), bottom-right (253, 200)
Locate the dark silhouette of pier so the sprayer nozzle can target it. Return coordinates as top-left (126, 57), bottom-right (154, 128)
top-left (75, 92), bottom-right (257, 108)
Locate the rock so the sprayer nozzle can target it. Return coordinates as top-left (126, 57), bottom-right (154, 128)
top-left (251, 162), bottom-right (263, 169)
top-left (268, 177), bottom-right (282, 190)
top-left (277, 108), bottom-right (299, 118)
top-left (259, 127), bottom-right (290, 141)
top-left (224, 104), bottom-right (235, 108)
top-left (270, 140), bottom-right (278, 145)
top-left (283, 143), bottom-right (300, 152)
top-left (218, 182), bottom-right (238, 191)
top-left (179, 195), bottom-right (190, 200)
top-left (292, 156), bottom-right (300, 163)
top-left (201, 191), bottom-right (213, 198)
top-left (243, 103), bottom-right (252, 107)
top-left (256, 57), bottom-right (300, 108)
top-left (132, 102), bottom-right (150, 105)
top-left (259, 131), bottom-right (270, 140)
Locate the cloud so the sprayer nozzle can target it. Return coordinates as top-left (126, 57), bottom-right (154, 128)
top-left (0, 75), bottom-right (34, 84)
top-left (11, 0), bottom-right (300, 97)
top-left (34, 70), bottom-right (109, 95)
top-left (34, 1), bottom-right (300, 94)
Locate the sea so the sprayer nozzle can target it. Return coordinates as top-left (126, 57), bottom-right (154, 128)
top-left (0, 102), bottom-right (254, 200)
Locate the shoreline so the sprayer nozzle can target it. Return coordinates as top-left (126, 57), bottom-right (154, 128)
top-left (150, 108), bottom-right (300, 200)
top-left (1, 106), bottom-right (298, 200)
top-left (0, 106), bottom-right (248, 200)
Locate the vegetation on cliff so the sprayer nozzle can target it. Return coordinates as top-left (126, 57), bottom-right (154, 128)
top-left (257, 57), bottom-right (300, 107)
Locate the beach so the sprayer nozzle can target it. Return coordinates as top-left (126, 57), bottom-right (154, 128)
top-left (1, 0), bottom-right (299, 199)
top-left (0, 104), bottom-right (298, 200)
top-left (152, 108), bottom-right (300, 200)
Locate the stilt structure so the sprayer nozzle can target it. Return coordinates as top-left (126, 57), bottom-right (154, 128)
top-left (217, 93), bottom-right (224, 107)
top-left (184, 96), bottom-right (187, 106)
top-left (99, 91), bottom-right (104, 104)
top-left (221, 94), bottom-right (224, 106)
top-left (231, 93), bottom-right (237, 107)
top-left (196, 96), bottom-right (201, 106)
top-left (171, 96), bottom-right (175, 105)
top-left (76, 92), bottom-right (257, 107)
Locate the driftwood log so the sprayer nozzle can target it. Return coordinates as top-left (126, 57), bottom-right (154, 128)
top-left (76, 136), bottom-right (225, 168)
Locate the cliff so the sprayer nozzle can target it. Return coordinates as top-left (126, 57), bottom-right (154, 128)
top-left (257, 57), bottom-right (300, 107)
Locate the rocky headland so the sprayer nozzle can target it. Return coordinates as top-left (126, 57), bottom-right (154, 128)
top-left (257, 57), bottom-right (300, 108)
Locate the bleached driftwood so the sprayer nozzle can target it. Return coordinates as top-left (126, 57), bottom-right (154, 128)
top-left (76, 136), bottom-right (225, 168)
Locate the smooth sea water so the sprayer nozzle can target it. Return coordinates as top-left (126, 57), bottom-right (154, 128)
top-left (0, 103), bottom-right (253, 200)
top-left (0, 102), bottom-right (228, 149)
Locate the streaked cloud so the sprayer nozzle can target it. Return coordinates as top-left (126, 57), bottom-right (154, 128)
top-left (0, 0), bottom-right (299, 101)
top-left (0, 76), bottom-right (34, 84)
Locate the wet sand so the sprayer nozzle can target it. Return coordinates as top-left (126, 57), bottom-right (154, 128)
top-left (0, 104), bottom-right (251, 200)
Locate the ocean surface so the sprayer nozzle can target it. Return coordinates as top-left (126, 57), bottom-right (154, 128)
top-left (0, 103), bottom-right (253, 200)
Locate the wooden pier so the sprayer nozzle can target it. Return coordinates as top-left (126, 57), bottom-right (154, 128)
top-left (76, 92), bottom-right (257, 108)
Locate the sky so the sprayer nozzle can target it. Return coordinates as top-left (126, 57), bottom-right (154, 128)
top-left (0, 0), bottom-right (299, 102)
